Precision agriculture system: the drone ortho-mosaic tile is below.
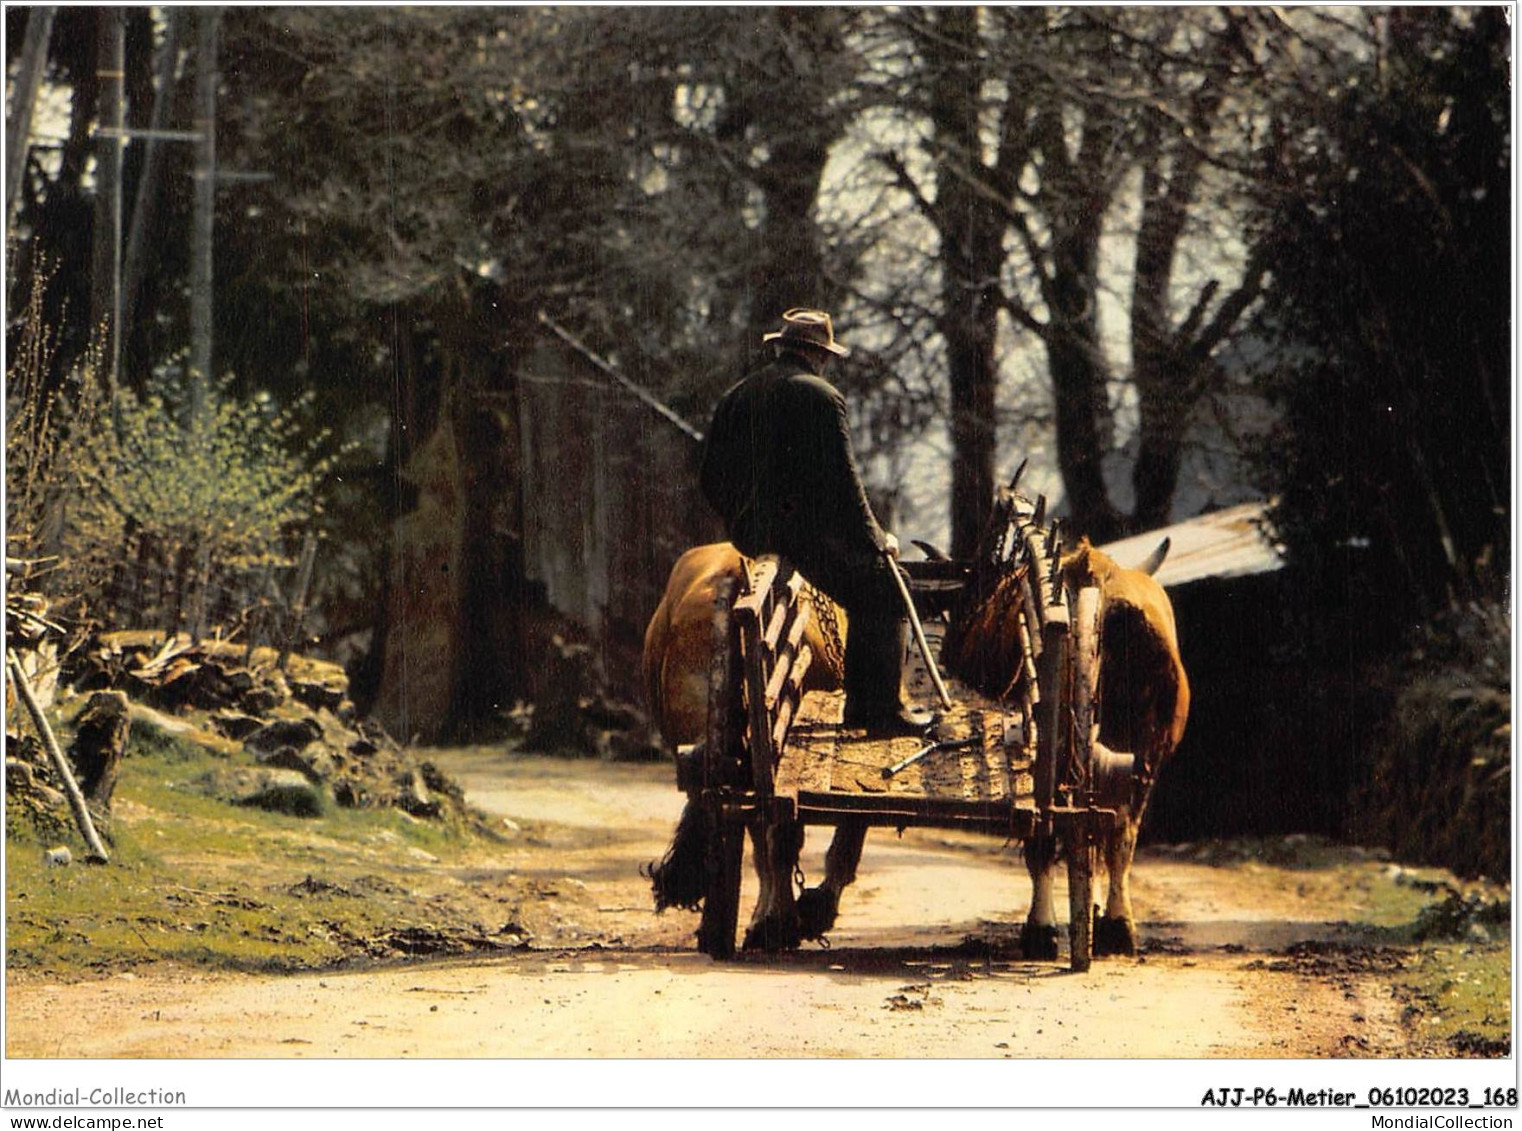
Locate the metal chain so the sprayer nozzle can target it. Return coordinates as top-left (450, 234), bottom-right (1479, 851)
top-left (802, 581), bottom-right (846, 679)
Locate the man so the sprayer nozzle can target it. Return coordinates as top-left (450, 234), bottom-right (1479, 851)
top-left (699, 308), bottom-right (931, 735)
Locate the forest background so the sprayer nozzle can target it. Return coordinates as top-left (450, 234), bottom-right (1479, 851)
top-left (5, 6), bottom-right (1510, 863)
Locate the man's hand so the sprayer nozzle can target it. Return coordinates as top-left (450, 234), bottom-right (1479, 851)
top-left (883, 532), bottom-right (900, 559)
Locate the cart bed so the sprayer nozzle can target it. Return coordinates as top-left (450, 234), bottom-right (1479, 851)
top-left (772, 636), bottom-right (1039, 837)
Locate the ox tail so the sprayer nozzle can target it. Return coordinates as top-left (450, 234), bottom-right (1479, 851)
top-left (643, 797), bottom-right (711, 912)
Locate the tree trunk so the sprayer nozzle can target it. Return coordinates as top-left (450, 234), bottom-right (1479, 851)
top-left (743, 8), bottom-right (844, 350)
top-left (8, 651), bottom-right (111, 863)
top-left (68, 691), bottom-right (130, 809)
top-left (943, 309), bottom-right (1000, 558)
top-left (1048, 332), bottom-right (1122, 543)
top-left (1043, 215), bottom-right (1123, 543)
top-left (926, 6), bottom-right (1004, 558)
top-left (1130, 396), bottom-right (1187, 532)
top-left (749, 133), bottom-right (829, 336)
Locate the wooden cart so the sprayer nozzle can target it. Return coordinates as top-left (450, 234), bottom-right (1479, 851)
top-left (682, 495), bottom-right (1138, 972)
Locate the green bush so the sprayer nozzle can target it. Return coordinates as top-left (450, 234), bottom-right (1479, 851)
top-left (1351, 601), bottom-right (1511, 883)
top-left (8, 274), bottom-right (341, 637)
top-left (69, 369), bottom-right (338, 577)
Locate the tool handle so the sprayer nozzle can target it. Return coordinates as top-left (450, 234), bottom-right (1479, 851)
top-left (882, 736), bottom-right (977, 778)
top-left (886, 551), bottom-right (953, 710)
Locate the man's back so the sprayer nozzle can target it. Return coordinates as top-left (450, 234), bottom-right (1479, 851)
top-left (700, 354), bottom-right (883, 561)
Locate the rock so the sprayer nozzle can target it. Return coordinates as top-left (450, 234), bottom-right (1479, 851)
top-left (222, 667), bottom-right (256, 697)
top-left (45, 846), bottom-right (72, 868)
top-left (256, 744), bottom-right (338, 784)
top-left (397, 768), bottom-right (441, 818)
top-left (232, 769), bottom-right (326, 818)
top-left (348, 735), bottom-right (380, 759)
top-left (239, 685), bottom-right (286, 715)
top-left (135, 659), bottom-right (244, 712)
top-left (210, 711), bottom-right (265, 741)
top-left (290, 677), bottom-right (346, 713)
top-left (244, 717), bottom-right (324, 755)
top-left (418, 761), bottom-right (464, 804)
top-left (6, 753), bottom-right (63, 808)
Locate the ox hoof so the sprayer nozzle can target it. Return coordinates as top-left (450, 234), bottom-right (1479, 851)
top-left (796, 887), bottom-right (841, 941)
top-left (743, 916), bottom-right (801, 952)
top-left (1020, 924), bottom-right (1060, 962)
top-left (1094, 914), bottom-right (1137, 957)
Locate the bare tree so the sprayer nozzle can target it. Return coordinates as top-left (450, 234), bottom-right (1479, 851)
top-left (866, 8), bottom-right (1276, 542)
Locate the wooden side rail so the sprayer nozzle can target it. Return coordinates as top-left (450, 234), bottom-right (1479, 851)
top-left (1006, 501), bottom-right (1068, 821)
top-left (702, 574), bottom-right (739, 792)
top-left (731, 555), bottom-right (815, 801)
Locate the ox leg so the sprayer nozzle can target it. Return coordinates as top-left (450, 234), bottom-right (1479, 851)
top-left (1095, 812), bottom-right (1141, 957)
top-left (1021, 834), bottom-right (1061, 961)
top-left (796, 820), bottom-right (867, 941)
top-left (743, 809), bottom-right (803, 951)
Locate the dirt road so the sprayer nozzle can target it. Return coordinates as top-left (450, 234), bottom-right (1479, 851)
top-left (5, 747), bottom-right (1422, 1061)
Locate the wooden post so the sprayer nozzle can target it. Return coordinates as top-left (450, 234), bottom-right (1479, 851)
top-left (703, 576), bottom-right (737, 788)
top-left (697, 575), bottom-right (741, 959)
top-left (7, 651), bottom-right (110, 864)
top-left (1072, 586), bottom-right (1102, 796)
top-left (1066, 816), bottom-right (1094, 972)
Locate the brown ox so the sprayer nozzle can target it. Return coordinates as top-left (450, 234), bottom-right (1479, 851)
top-left (945, 537), bottom-right (1190, 957)
top-left (643, 542), bottom-right (863, 945)
top-left (1060, 539), bottom-right (1189, 954)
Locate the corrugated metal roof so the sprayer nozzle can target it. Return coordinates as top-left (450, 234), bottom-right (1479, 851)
top-left (1098, 500), bottom-right (1284, 588)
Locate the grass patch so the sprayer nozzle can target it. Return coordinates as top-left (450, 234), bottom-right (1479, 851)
top-left (1162, 835), bottom-right (1511, 1056)
top-left (1395, 942), bottom-right (1512, 1056)
top-left (6, 727), bottom-right (516, 977)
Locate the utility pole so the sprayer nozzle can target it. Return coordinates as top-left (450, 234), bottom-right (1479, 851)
top-left (189, 7), bottom-right (222, 427)
top-left (99, 9), bottom-right (266, 406)
top-left (121, 9), bottom-right (185, 388)
top-left (90, 8), bottom-right (126, 388)
top-left (5, 7), bottom-right (57, 225)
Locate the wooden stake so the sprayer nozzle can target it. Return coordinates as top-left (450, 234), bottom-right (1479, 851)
top-left (7, 650), bottom-right (110, 863)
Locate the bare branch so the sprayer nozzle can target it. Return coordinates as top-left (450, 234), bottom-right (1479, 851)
top-left (876, 149), bottom-right (940, 231)
top-left (996, 290), bottom-right (1051, 342)
top-left (1176, 279), bottom-right (1221, 344)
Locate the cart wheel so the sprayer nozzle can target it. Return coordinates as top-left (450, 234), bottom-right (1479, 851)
top-left (1067, 818), bottom-right (1094, 972)
top-left (696, 807), bottom-right (744, 960)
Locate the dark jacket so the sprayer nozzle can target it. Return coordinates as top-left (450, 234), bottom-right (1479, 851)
top-left (699, 351), bottom-right (887, 568)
